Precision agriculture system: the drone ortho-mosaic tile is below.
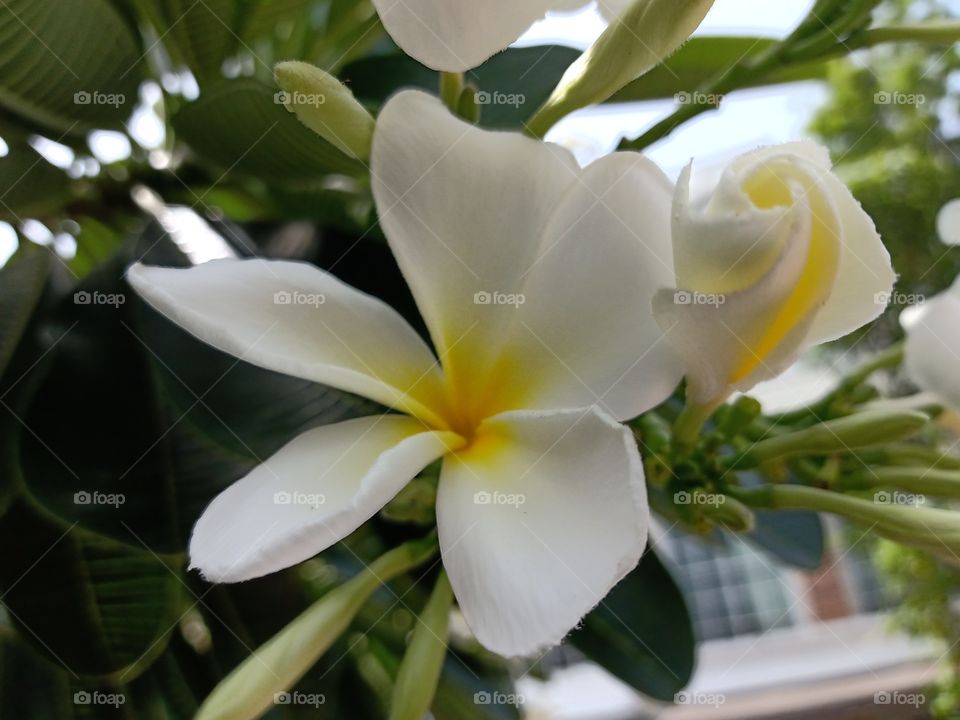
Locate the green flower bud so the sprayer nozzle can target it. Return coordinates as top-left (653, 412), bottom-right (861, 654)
top-left (195, 535), bottom-right (437, 720)
top-left (388, 571), bottom-right (454, 720)
top-left (733, 410), bottom-right (930, 468)
top-left (526, 0), bottom-right (716, 137)
top-left (734, 484), bottom-right (960, 565)
top-left (274, 61), bottom-right (375, 160)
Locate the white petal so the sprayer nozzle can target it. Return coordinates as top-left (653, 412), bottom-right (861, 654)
top-left (371, 90), bottom-right (578, 417)
top-left (937, 198), bottom-right (960, 246)
top-left (903, 280), bottom-right (960, 410)
top-left (595, 0), bottom-right (633, 21)
top-left (727, 141), bottom-right (895, 344)
top-left (190, 416), bottom-right (463, 582)
top-left (128, 259), bottom-right (449, 427)
top-left (492, 152), bottom-right (682, 421)
top-left (371, 0), bottom-right (570, 71)
top-left (436, 407), bottom-right (647, 657)
top-left (654, 188), bottom-right (824, 404)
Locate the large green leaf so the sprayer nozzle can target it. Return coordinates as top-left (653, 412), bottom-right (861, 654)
top-left (748, 509), bottom-right (825, 570)
top-left (571, 549), bottom-right (695, 702)
top-left (0, 0), bottom-right (142, 134)
top-left (341, 46), bottom-right (581, 129)
top-left (139, 302), bottom-right (381, 462)
top-left (0, 498), bottom-right (183, 680)
top-left (236, 0), bottom-right (314, 43)
top-left (142, 0), bottom-right (236, 83)
top-left (610, 36), bottom-right (829, 104)
top-left (0, 243), bottom-right (50, 384)
top-left (0, 142), bottom-right (72, 220)
top-left (171, 78), bottom-right (364, 181)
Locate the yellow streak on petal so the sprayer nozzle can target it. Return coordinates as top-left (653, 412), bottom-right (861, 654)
top-left (730, 166), bottom-right (841, 383)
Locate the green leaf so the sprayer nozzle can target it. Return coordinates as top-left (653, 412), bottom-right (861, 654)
top-left (137, 302), bottom-right (381, 463)
top-left (0, 628), bottom-right (74, 719)
top-left (141, 0), bottom-right (236, 83)
top-left (0, 0), bottom-right (142, 134)
top-left (0, 142), bottom-right (72, 220)
top-left (171, 78), bottom-right (364, 181)
top-left (0, 497), bottom-right (183, 680)
top-left (571, 549), bottom-right (695, 702)
top-left (341, 46), bottom-right (582, 129)
top-left (747, 509), bottom-right (825, 570)
top-left (236, 0), bottom-right (314, 43)
top-left (69, 216), bottom-right (124, 279)
top-left (610, 36), bottom-right (829, 104)
top-left (0, 243), bottom-right (50, 384)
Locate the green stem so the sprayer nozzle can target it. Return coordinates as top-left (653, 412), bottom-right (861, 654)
top-left (440, 72), bottom-right (464, 112)
top-left (673, 400), bottom-right (720, 452)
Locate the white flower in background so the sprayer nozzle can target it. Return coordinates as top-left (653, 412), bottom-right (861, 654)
top-left (936, 198), bottom-right (960, 247)
top-left (370, 0), bottom-right (629, 71)
top-left (128, 90), bottom-right (681, 657)
top-left (653, 141), bottom-right (896, 407)
top-left (902, 278), bottom-right (960, 411)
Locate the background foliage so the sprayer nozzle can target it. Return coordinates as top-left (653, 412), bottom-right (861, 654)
top-left (0, 0), bottom-right (958, 717)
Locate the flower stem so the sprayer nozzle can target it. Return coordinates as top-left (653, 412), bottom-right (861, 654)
top-left (672, 400), bottom-right (719, 452)
top-left (440, 72), bottom-right (464, 112)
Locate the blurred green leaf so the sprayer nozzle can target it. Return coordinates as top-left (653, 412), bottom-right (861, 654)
top-left (748, 509), bottom-right (825, 570)
top-left (572, 549), bottom-right (695, 702)
top-left (0, 243), bottom-right (50, 383)
top-left (237, 0), bottom-right (314, 43)
top-left (69, 217), bottom-right (124, 279)
top-left (171, 78), bottom-right (364, 181)
top-left (342, 46), bottom-right (581, 129)
top-left (141, 0), bottom-right (236, 83)
top-left (0, 628), bottom-right (74, 719)
top-left (0, 143), bottom-right (72, 221)
top-left (0, 0), bottom-right (142, 134)
top-left (0, 497), bottom-right (183, 680)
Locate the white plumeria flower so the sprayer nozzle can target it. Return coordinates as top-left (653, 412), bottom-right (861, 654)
top-left (128, 90), bottom-right (682, 657)
top-left (370, 0), bottom-right (630, 71)
top-left (902, 278), bottom-right (960, 411)
top-left (653, 141), bottom-right (896, 408)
